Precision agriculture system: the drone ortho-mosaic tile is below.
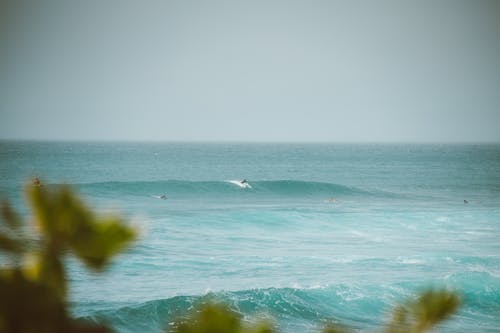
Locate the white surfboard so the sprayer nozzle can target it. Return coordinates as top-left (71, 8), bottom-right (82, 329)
top-left (228, 180), bottom-right (252, 189)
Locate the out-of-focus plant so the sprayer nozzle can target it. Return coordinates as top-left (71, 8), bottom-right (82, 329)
top-left (385, 289), bottom-right (460, 333)
top-left (0, 180), bottom-right (136, 333)
top-left (320, 323), bottom-right (351, 333)
top-left (170, 302), bottom-right (275, 333)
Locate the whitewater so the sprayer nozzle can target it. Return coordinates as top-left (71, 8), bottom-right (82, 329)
top-left (0, 142), bottom-right (499, 332)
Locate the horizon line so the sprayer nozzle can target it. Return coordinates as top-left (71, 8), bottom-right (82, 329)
top-left (1, 138), bottom-right (499, 145)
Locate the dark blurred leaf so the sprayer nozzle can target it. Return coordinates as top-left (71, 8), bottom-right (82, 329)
top-left (69, 321), bottom-right (113, 333)
top-left (1, 200), bottom-right (21, 230)
top-left (0, 268), bottom-right (70, 333)
top-left (0, 232), bottom-right (23, 254)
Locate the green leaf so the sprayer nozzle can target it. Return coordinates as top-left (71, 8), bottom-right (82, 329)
top-left (384, 289), bottom-right (460, 333)
top-left (69, 216), bottom-right (136, 270)
top-left (27, 184), bottom-right (136, 270)
top-left (171, 303), bottom-right (243, 333)
top-left (412, 289), bottom-right (461, 332)
top-left (170, 303), bottom-right (276, 333)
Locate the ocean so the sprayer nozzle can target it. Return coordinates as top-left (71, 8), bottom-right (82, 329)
top-left (0, 142), bottom-right (499, 332)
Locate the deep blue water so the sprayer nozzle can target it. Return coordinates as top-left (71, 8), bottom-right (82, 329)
top-left (0, 142), bottom-right (499, 332)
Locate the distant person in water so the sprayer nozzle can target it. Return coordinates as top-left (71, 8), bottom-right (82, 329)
top-left (240, 179), bottom-right (247, 184)
top-left (160, 195), bottom-right (167, 200)
top-left (33, 177), bottom-right (41, 186)
top-left (464, 199), bottom-right (468, 204)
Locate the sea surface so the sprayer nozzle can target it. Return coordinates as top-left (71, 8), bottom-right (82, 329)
top-left (0, 142), bottom-right (499, 332)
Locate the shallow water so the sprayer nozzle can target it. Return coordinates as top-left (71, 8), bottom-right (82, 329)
top-left (1, 142), bottom-right (499, 332)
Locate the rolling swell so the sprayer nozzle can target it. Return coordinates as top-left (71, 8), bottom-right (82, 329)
top-left (74, 180), bottom-right (372, 199)
top-left (77, 276), bottom-right (500, 333)
top-left (79, 286), bottom-right (385, 333)
top-left (78, 274), bottom-right (500, 333)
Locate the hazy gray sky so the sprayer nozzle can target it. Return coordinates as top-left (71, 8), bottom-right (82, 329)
top-left (1, 0), bottom-right (499, 142)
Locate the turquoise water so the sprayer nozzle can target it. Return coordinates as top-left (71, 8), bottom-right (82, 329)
top-left (1, 142), bottom-right (499, 332)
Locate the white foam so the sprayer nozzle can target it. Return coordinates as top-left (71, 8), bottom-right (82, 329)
top-left (397, 257), bottom-right (425, 265)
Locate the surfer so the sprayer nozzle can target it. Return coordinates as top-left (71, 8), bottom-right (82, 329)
top-left (33, 177), bottom-right (41, 187)
top-left (159, 195), bottom-right (167, 200)
top-left (464, 199), bottom-right (468, 204)
top-left (228, 179), bottom-right (251, 188)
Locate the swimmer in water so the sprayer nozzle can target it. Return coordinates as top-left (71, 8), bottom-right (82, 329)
top-left (240, 179), bottom-right (247, 184)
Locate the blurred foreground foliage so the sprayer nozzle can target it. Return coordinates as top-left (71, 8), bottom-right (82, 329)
top-left (0, 181), bottom-right (136, 333)
top-left (1, 180), bottom-right (460, 333)
top-left (171, 302), bottom-right (274, 333)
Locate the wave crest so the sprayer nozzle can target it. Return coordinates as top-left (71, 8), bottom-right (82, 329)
top-left (74, 180), bottom-right (371, 199)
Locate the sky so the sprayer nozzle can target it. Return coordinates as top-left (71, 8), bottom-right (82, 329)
top-left (1, 0), bottom-right (499, 143)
